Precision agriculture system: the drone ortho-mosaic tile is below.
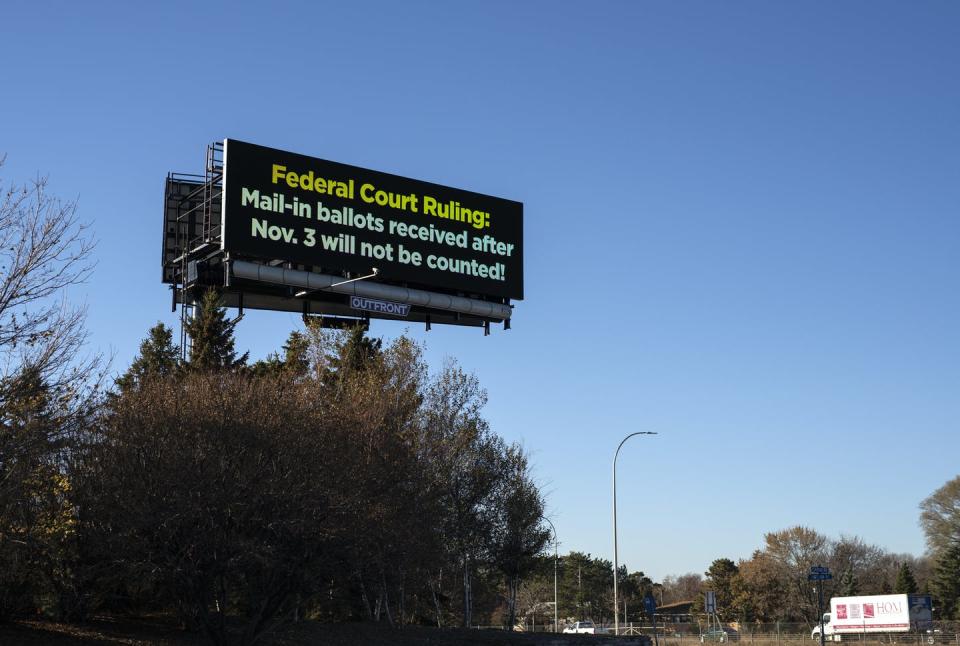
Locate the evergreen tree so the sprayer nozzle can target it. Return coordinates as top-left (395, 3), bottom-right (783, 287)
top-left (248, 330), bottom-right (310, 378)
top-left (320, 325), bottom-right (382, 388)
top-left (894, 563), bottom-right (918, 594)
top-left (115, 322), bottom-right (179, 392)
top-left (247, 352), bottom-right (283, 377)
top-left (704, 558), bottom-right (740, 621)
top-left (183, 289), bottom-right (247, 371)
top-left (331, 325), bottom-right (381, 373)
top-left (931, 542), bottom-right (960, 619)
top-left (281, 330), bottom-right (310, 377)
top-left (837, 568), bottom-right (860, 596)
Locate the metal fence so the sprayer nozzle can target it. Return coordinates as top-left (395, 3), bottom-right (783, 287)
top-left (618, 622), bottom-right (960, 645)
top-left (485, 621), bottom-right (960, 643)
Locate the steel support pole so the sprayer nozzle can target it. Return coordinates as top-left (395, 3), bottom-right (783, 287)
top-left (613, 431), bottom-right (657, 636)
top-left (819, 585), bottom-right (826, 646)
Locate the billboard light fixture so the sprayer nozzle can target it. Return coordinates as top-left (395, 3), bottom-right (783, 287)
top-left (295, 267), bottom-right (379, 298)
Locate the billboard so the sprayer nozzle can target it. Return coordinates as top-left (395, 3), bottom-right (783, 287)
top-left (221, 139), bottom-right (523, 300)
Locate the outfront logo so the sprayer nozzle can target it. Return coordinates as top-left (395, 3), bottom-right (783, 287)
top-left (349, 296), bottom-right (410, 317)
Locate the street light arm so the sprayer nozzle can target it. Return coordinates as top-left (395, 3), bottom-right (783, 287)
top-left (542, 517), bottom-right (559, 553)
top-left (614, 431), bottom-right (658, 466)
top-left (542, 516), bottom-right (557, 540)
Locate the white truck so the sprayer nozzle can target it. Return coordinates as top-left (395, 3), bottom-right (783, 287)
top-left (812, 594), bottom-right (932, 641)
top-left (563, 620), bottom-right (598, 634)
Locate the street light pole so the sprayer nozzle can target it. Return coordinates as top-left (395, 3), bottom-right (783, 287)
top-left (544, 517), bottom-right (559, 633)
top-left (613, 431), bottom-right (657, 636)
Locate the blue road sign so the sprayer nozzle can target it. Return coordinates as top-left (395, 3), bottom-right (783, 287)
top-left (810, 566), bottom-right (831, 574)
top-left (644, 596), bottom-right (657, 615)
top-left (808, 573), bottom-right (833, 581)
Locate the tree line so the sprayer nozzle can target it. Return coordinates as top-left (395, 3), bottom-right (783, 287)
top-left (0, 165), bottom-right (550, 644)
top-left (647, 508), bottom-right (959, 626)
top-left (512, 502), bottom-right (960, 631)
top-left (687, 529), bottom-right (932, 624)
top-left (682, 480), bottom-right (960, 625)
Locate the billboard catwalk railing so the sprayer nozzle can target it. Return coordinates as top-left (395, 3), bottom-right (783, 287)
top-left (230, 260), bottom-right (513, 321)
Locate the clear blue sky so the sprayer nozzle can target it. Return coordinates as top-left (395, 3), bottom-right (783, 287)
top-left (2, 1), bottom-right (958, 581)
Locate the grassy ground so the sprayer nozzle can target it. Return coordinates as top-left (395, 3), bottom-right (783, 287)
top-left (4, 620), bottom-right (948, 646)
top-left (0, 616), bottom-right (206, 645)
top-left (0, 617), bottom-right (652, 646)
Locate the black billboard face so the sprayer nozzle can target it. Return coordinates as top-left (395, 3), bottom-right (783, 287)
top-left (222, 140), bottom-right (523, 300)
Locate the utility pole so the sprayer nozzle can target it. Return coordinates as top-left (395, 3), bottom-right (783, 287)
top-left (578, 565), bottom-right (582, 620)
top-left (808, 566), bottom-right (832, 646)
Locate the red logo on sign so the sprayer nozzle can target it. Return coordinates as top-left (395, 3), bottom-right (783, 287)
top-left (864, 604), bottom-right (874, 618)
top-left (836, 605), bottom-right (848, 619)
